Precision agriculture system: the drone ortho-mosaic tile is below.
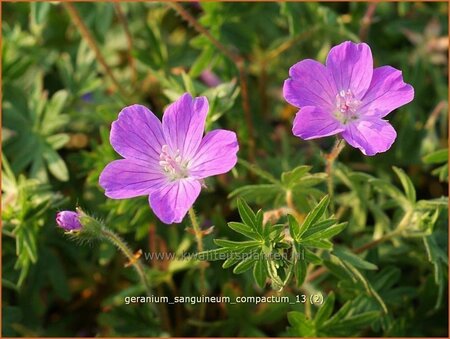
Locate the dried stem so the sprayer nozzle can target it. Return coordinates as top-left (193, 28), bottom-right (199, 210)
top-left (258, 58), bottom-right (269, 118)
top-left (286, 189), bottom-right (305, 223)
top-left (325, 138), bottom-right (346, 211)
top-left (168, 2), bottom-right (256, 163)
top-left (265, 26), bottom-right (319, 61)
top-left (114, 3), bottom-right (137, 86)
top-left (63, 3), bottom-right (130, 99)
top-left (359, 3), bottom-right (378, 41)
top-left (425, 100), bottom-right (447, 130)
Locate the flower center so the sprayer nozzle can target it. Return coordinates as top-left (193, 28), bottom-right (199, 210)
top-left (159, 145), bottom-right (189, 180)
top-left (334, 89), bottom-right (361, 124)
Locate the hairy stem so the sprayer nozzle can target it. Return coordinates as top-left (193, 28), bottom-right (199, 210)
top-left (101, 228), bottom-right (152, 297)
top-left (325, 138), bottom-right (346, 211)
top-left (188, 208), bottom-right (207, 321)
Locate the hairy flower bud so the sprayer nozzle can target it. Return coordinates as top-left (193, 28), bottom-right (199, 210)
top-left (56, 211), bottom-right (82, 231)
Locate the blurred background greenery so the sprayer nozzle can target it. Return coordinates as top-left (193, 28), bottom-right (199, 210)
top-left (2, 2), bottom-right (448, 337)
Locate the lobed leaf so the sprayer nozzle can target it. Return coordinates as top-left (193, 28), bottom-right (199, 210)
top-left (393, 166), bottom-right (416, 204)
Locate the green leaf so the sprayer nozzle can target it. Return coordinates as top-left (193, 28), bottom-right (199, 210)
top-left (288, 214), bottom-right (301, 241)
top-left (423, 232), bottom-right (447, 308)
top-left (287, 312), bottom-right (316, 337)
top-left (233, 256), bottom-right (257, 274)
top-left (237, 199), bottom-right (262, 234)
top-left (181, 72), bottom-right (196, 96)
top-left (30, 2), bottom-right (51, 26)
top-left (301, 219), bottom-right (336, 238)
top-left (302, 238), bottom-right (333, 250)
top-left (369, 178), bottom-right (410, 210)
top-left (302, 221), bottom-right (346, 241)
top-left (372, 267), bottom-right (401, 291)
top-left (21, 229), bottom-right (38, 263)
top-left (292, 173), bottom-right (327, 189)
top-left (229, 184), bottom-right (281, 204)
top-left (189, 45), bottom-right (215, 78)
top-left (338, 258), bottom-right (387, 313)
top-left (46, 133), bottom-right (70, 150)
top-left (228, 222), bottom-right (261, 240)
top-left (42, 146), bottom-right (69, 181)
top-left (315, 292), bottom-right (335, 327)
top-left (281, 165), bottom-right (311, 188)
top-left (213, 239), bottom-right (260, 249)
top-left (333, 247), bottom-right (378, 270)
top-left (416, 197), bottom-right (449, 209)
top-left (304, 248), bottom-right (322, 264)
top-left (393, 166), bottom-right (416, 204)
top-left (294, 257), bottom-right (307, 287)
top-left (323, 311), bottom-right (379, 333)
top-left (237, 158), bottom-right (280, 185)
top-left (423, 148), bottom-right (448, 164)
top-left (298, 195), bottom-right (330, 239)
top-left (253, 257), bottom-right (267, 288)
top-left (222, 256), bottom-right (242, 269)
top-left (323, 299), bottom-right (353, 325)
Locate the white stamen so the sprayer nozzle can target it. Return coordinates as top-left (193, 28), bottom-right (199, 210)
top-left (159, 144), bottom-right (189, 180)
top-left (334, 89), bottom-right (361, 124)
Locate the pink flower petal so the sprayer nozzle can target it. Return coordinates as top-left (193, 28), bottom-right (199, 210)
top-left (342, 118), bottom-right (397, 156)
top-left (110, 105), bottom-right (166, 164)
top-left (326, 41), bottom-right (373, 99)
top-left (189, 130), bottom-right (239, 178)
top-left (162, 93), bottom-right (209, 161)
top-left (149, 179), bottom-right (201, 224)
top-left (283, 59), bottom-right (337, 110)
top-left (99, 159), bottom-right (166, 199)
top-left (292, 106), bottom-right (344, 140)
top-left (359, 66), bottom-right (414, 118)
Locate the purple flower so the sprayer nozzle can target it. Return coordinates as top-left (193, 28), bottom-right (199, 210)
top-left (99, 93), bottom-right (239, 224)
top-left (283, 41), bottom-right (414, 156)
top-left (56, 211), bottom-right (83, 231)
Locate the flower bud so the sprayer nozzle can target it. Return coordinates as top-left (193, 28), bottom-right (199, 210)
top-left (56, 211), bottom-right (82, 232)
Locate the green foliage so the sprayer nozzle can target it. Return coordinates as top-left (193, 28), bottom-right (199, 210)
top-left (2, 155), bottom-right (66, 288)
top-left (199, 197), bottom-right (346, 291)
top-left (287, 292), bottom-right (381, 337)
top-left (423, 148), bottom-right (449, 182)
top-left (2, 2), bottom-right (448, 337)
top-left (3, 76), bottom-right (70, 181)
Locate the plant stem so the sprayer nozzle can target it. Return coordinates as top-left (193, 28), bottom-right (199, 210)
top-left (306, 209), bottom-right (413, 283)
top-left (168, 2), bottom-right (256, 163)
top-left (286, 189), bottom-right (304, 223)
top-left (304, 295), bottom-right (312, 319)
top-left (114, 3), bottom-right (137, 87)
top-left (63, 3), bottom-right (130, 100)
top-left (101, 228), bottom-right (152, 297)
top-left (359, 3), bottom-right (378, 41)
top-left (188, 208), bottom-right (207, 321)
top-left (325, 138), bottom-right (346, 211)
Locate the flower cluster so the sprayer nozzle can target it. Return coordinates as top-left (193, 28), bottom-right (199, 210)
top-left (58, 41), bottom-right (414, 227)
